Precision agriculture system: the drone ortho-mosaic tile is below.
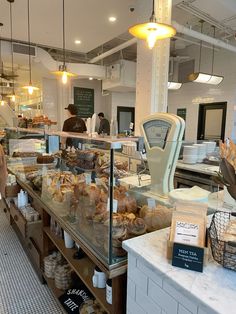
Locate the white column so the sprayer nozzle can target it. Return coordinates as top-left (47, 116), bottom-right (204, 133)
top-left (57, 80), bottom-right (71, 130)
top-left (135, 0), bottom-right (172, 135)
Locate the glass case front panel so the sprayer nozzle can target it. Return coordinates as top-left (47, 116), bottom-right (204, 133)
top-left (6, 129), bottom-right (186, 266)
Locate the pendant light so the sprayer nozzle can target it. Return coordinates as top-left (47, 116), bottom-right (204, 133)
top-left (6, 0), bottom-right (17, 102)
top-left (129, 0), bottom-right (176, 49)
top-left (168, 82), bottom-right (182, 90)
top-left (52, 0), bottom-right (76, 83)
top-left (168, 39), bottom-right (182, 90)
top-left (0, 23), bottom-right (5, 106)
top-left (22, 0), bottom-right (39, 95)
top-left (188, 22), bottom-right (223, 85)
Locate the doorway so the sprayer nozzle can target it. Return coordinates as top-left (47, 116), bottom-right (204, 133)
top-left (197, 102), bottom-right (227, 141)
top-left (117, 106), bottom-right (135, 133)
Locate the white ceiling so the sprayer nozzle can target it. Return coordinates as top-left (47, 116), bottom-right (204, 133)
top-left (0, 0), bottom-right (138, 53)
top-left (1, 0), bottom-right (236, 96)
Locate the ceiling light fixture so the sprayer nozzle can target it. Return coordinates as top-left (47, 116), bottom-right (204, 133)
top-left (89, 77), bottom-right (93, 80)
top-left (0, 23), bottom-right (5, 106)
top-left (52, 0), bottom-right (76, 84)
top-left (7, 0), bottom-right (17, 102)
top-left (168, 39), bottom-right (182, 90)
top-left (23, 0), bottom-right (39, 95)
top-left (188, 22), bottom-right (223, 85)
top-left (168, 82), bottom-right (182, 90)
top-left (74, 39), bottom-right (81, 44)
top-left (128, 0), bottom-right (176, 49)
top-left (109, 16), bottom-right (117, 22)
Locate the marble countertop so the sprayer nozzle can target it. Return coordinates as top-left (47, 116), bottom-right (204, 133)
top-left (176, 161), bottom-right (219, 176)
top-left (123, 226), bottom-right (236, 314)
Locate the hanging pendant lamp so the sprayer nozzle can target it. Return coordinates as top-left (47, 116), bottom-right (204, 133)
top-left (129, 0), bottom-right (176, 49)
top-left (52, 0), bottom-right (76, 83)
top-left (6, 0), bottom-right (17, 102)
top-left (22, 0), bottom-right (39, 95)
top-left (0, 23), bottom-right (5, 106)
top-left (188, 22), bottom-right (223, 85)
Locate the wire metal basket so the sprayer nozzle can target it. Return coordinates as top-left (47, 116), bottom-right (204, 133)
top-left (208, 211), bottom-right (236, 271)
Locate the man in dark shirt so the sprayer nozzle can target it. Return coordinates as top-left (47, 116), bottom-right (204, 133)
top-left (62, 104), bottom-right (87, 147)
top-left (98, 112), bottom-right (110, 135)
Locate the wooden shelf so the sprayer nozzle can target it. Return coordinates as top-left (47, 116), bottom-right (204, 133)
top-left (44, 227), bottom-right (112, 314)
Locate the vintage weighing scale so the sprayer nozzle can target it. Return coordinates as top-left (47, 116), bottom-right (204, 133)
top-left (140, 113), bottom-right (185, 198)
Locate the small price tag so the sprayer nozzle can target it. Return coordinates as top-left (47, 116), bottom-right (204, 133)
top-left (147, 198), bottom-right (156, 209)
top-left (85, 173), bottom-right (91, 185)
top-left (107, 198), bottom-right (118, 212)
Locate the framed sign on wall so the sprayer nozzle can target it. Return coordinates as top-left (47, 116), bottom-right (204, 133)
top-left (74, 87), bottom-right (94, 118)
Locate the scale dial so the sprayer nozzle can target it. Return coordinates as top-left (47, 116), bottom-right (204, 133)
top-left (143, 119), bottom-right (171, 148)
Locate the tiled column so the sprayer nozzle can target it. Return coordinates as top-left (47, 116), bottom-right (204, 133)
top-left (135, 0), bottom-right (172, 135)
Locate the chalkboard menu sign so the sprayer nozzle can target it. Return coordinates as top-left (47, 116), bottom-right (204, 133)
top-left (74, 87), bottom-right (94, 118)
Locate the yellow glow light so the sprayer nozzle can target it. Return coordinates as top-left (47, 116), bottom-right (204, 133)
top-left (22, 85), bottom-right (39, 95)
top-left (129, 22), bottom-right (176, 49)
top-left (1, 100), bottom-right (4, 106)
top-left (62, 71), bottom-right (68, 84)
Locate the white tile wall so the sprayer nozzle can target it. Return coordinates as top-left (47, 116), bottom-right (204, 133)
top-left (163, 279), bottom-right (198, 313)
top-left (126, 252), bottom-right (218, 314)
top-left (168, 46), bottom-right (236, 141)
top-left (148, 279), bottom-right (178, 314)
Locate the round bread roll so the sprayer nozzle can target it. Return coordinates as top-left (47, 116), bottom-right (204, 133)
top-left (125, 196), bottom-right (137, 213)
top-left (140, 204), bottom-right (173, 232)
top-left (127, 217), bottom-right (146, 236)
top-left (100, 189), bottom-right (108, 203)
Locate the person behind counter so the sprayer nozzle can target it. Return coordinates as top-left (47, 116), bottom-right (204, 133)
top-left (98, 112), bottom-right (110, 135)
top-left (62, 104), bottom-right (87, 147)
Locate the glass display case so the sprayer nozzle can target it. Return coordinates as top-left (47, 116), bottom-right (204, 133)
top-left (5, 128), bottom-right (174, 268)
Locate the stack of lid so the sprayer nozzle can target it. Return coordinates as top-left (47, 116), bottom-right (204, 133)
top-left (183, 146), bottom-right (198, 164)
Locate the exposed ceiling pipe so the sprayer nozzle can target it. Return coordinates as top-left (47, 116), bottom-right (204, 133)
top-left (172, 21), bottom-right (236, 53)
top-left (174, 35), bottom-right (219, 51)
top-left (89, 38), bottom-right (137, 64)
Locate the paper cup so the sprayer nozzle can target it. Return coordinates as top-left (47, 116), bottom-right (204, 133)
top-left (64, 230), bottom-right (74, 249)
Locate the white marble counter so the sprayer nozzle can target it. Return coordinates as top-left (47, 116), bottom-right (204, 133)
top-left (176, 161), bottom-right (219, 176)
top-left (123, 227), bottom-right (236, 314)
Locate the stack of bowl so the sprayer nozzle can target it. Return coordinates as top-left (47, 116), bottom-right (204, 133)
top-left (193, 143), bottom-right (207, 163)
top-left (183, 146), bottom-right (198, 164)
top-left (203, 141), bottom-right (216, 154)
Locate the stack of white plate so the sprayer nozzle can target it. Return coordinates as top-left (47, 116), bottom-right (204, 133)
top-left (203, 141), bottom-right (216, 154)
top-left (183, 145), bottom-right (198, 164)
top-left (193, 143), bottom-right (207, 162)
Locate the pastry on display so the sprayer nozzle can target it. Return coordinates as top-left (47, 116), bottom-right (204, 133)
top-left (222, 220), bottom-right (236, 242)
top-left (61, 148), bottom-right (99, 170)
top-left (12, 151), bottom-right (41, 158)
top-left (96, 154), bottom-right (129, 178)
top-left (32, 115), bottom-right (57, 126)
top-left (36, 155), bottom-right (54, 164)
top-left (43, 171), bottom-right (85, 204)
top-left (79, 300), bottom-right (106, 314)
top-left (140, 204), bottom-right (173, 232)
top-left (127, 217), bottom-right (146, 237)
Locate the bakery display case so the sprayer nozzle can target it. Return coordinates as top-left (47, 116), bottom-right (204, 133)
top-left (5, 128), bottom-right (174, 269)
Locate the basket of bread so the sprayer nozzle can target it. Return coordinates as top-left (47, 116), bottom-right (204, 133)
top-left (209, 211), bottom-right (236, 271)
